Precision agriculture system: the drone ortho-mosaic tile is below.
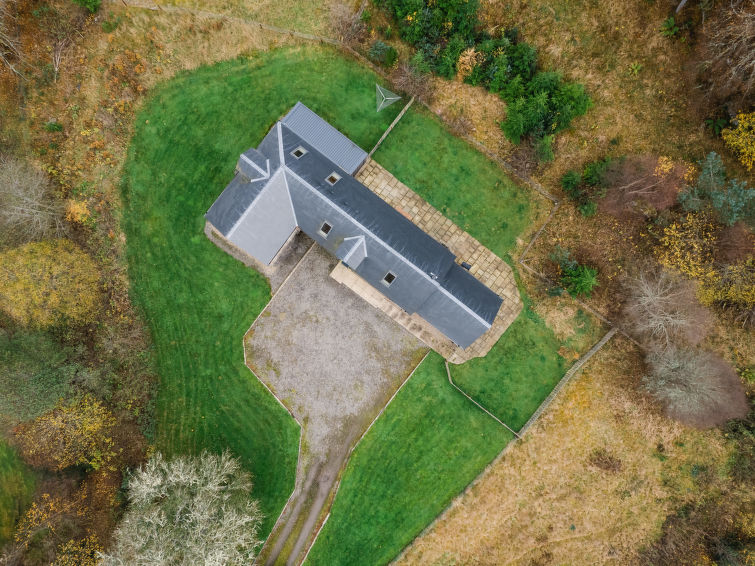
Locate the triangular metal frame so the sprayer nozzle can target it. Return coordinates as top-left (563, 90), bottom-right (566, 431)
top-left (376, 84), bottom-right (402, 112)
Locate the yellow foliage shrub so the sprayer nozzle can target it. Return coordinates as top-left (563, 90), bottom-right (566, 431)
top-left (65, 199), bottom-right (91, 224)
top-left (0, 239), bottom-right (100, 328)
top-left (14, 395), bottom-right (117, 472)
top-left (54, 536), bottom-right (102, 566)
top-left (656, 213), bottom-right (717, 279)
top-left (722, 112), bottom-right (755, 171)
top-left (699, 259), bottom-right (755, 316)
top-left (15, 493), bottom-right (81, 547)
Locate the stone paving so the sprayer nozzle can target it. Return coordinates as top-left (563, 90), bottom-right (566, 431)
top-left (352, 158), bottom-right (522, 364)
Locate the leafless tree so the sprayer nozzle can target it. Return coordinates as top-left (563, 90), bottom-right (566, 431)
top-left (0, 157), bottom-right (65, 245)
top-left (0, 0), bottom-right (22, 76)
top-left (644, 346), bottom-right (748, 428)
top-left (101, 451), bottom-right (263, 566)
top-left (52, 37), bottom-right (71, 82)
top-left (330, 3), bottom-right (366, 47)
top-left (390, 62), bottom-right (434, 103)
top-left (705, 0), bottom-right (755, 107)
top-left (599, 155), bottom-right (684, 220)
top-left (624, 268), bottom-right (713, 347)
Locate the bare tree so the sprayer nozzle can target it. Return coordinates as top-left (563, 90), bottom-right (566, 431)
top-left (0, 0), bottom-right (22, 76)
top-left (599, 155), bottom-right (684, 220)
top-left (100, 451), bottom-right (263, 566)
top-left (390, 62), bottom-right (434, 103)
top-left (706, 0), bottom-right (755, 107)
top-left (644, 346), bottom-right (748, 428)
top-left (0, 157), bottom-right (65, 245)
top-left (52, 37), bottom-right (71, 83)
top-left (330, 3), bottom-right (366, 47)
top-left (624, 268), bottom-right (713, 347)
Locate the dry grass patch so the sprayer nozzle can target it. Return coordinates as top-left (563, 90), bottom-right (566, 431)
top-left (398, 338), bottom-right (734, 566)
top-left (142, 0), bottom-right (358, 36)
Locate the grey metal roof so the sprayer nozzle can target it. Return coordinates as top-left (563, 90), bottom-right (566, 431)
top-left (281, 102), bottom-right (367, 174)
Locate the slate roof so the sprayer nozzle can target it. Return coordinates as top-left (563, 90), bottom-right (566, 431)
top-left (205, 102), bottom-right (503, 345)
top-left (280, 124), bottom-right (458, 281)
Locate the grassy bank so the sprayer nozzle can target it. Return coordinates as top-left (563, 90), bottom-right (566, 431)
top-left (121, 46), bottom-right (399, 534)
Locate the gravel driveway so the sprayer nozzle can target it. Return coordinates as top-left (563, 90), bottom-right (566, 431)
top-left (245, 245), bottom-right (425, 564)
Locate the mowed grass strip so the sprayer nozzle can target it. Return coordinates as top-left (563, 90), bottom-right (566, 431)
top-left (305, 353), bottom-right (512, 566)
top-left (372, 106), bottom-right (532, 259)
top-left (121, 46), bottom-right (400, 534)
top-left (0, 441), bottom-right (36, 546)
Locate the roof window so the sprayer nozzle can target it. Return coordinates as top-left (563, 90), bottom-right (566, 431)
top-left (326, 172), bottom-right (341, 185)
top-left (291, 146), bottom-right (307, 159)
top-left (382, 271), bottom-right (396, 286)
top-left (319, 222), bottom-right (332, 237)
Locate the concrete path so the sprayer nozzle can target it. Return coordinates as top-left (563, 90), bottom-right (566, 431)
top-left (245, 246), bottom-right (426, 565)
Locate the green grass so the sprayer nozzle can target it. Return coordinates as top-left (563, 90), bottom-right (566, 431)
top-left (0, 441), bottom-right (36, 546)
top-left (121, 46), bottom-right (400, 535)
top-left (0, 330), bottom-right (74, 428)
top-left (453, 301), bottom-right (605, 430)
top-left (305, 89), bottom-right (573, 564)
top-left (372, 106), bottom-right (533, 259)
top-left (305, 353), bottom-right (512, 566)
top-left (453, 295), bottom-right (566, 431)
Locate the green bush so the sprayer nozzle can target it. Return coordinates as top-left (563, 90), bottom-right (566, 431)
top-left (559, 159), bottom-right (610, 216)
top-left (562, 264), bottom-right (599, 297)
top-left (72, 0), bottom-right (101, 13)
top-left (578, 200), bottom-right (597, 217)
top-left (376, 0), bottom-right (591, 157)
top-left (582, 157), bottom-right (612, 187)
top-left (561, 170), bottom-right (582, 197)
top-left (0, 330), bottom-right (76, 425)
top-left (536, 134), bottom-right (554, 162)
top-left (550, 246), bottom-right (599, 298)
top-left (44, 120), bottom-right (63, 132)
top-left (101, 14), bottom-right (121, 32)
top-left (410, 50), bottom-right (432, 74)
top-left (368, 40), bottom-right (398, 67)
top-left (660, 16), bottom-right (680, 38)
top-left (679, 152), bottom-right (754, 227)
top-left (377, 0), bottom-right (479, 47)
top-left (499, 70), bottom-right (591, 146)
top-left (436, 34), bottom-right (468, 78)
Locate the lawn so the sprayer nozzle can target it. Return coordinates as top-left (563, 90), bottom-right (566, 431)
top-left (0, 441), bottom-right (36, 546)
top-left (372, 106), bottom-right (533, 259)
top-left (305, 353), bottom-right (513, 566)
top-left (451, 297), bottom-right (605, 431)
top-left (121, 46), bottom-right (401, 535)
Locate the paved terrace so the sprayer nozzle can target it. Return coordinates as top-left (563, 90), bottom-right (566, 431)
top-left (339, 157), bottom-right (522, 364)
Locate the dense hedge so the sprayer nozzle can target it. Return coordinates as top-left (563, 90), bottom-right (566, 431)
top-left (375, 0), bottom-right (591, 151)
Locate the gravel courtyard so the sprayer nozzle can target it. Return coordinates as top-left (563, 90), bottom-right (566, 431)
top-left (245, 245), bottom-right (426, 564)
